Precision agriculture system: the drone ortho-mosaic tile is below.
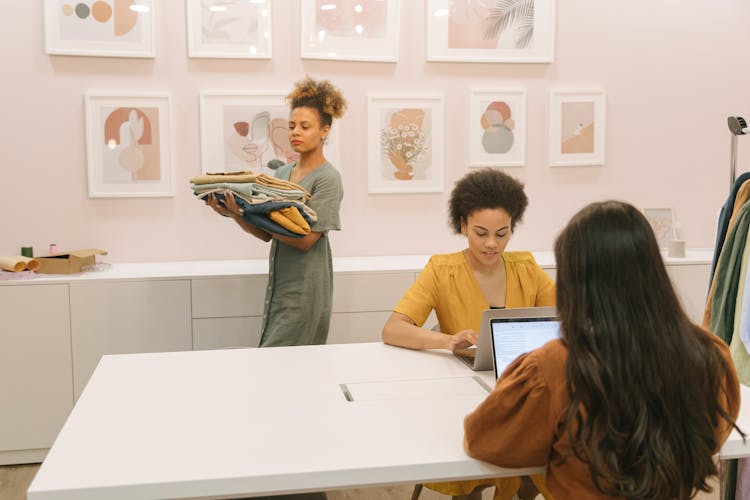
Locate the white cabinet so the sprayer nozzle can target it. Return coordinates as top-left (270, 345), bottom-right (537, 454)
top-left (0, 285), bottom-right (73, 464)
top-left (667, 264), bottom-right (710, 324)
top-left (191, 277), bottom-right (267, 350)
top-left (330, 272), bottom-right (414, 344)
top-left (69, 280), bottom-right (192, 398)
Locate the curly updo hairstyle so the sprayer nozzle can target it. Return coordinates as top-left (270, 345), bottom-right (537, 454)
top-left (448, 168), bottom-right (528, 234)
top-left (286, 76), bottom-right (347, 128)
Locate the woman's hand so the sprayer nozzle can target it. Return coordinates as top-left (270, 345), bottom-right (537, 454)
top-left (205, 192), bottom-right (242, 218)
top-left (447, 329), bottom-right (478, 351)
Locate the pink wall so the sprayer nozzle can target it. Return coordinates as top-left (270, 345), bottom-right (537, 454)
top-left (2, 1), bottom-right (750, 262)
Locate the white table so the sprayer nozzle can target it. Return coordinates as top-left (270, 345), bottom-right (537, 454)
top-left (28, 341), bottom-right (750, 500)
top-left (27, 343), bottom-right (544, 500)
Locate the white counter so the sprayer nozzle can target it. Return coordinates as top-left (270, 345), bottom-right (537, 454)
top-left (0, 249), bottom-right (713, 284)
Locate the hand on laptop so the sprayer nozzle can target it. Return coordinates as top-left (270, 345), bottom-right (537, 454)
top-left (447, 329), bottom-right (478, 351)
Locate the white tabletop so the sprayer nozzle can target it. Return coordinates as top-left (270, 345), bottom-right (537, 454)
top-left (27, 343), bottom-right (544, 500)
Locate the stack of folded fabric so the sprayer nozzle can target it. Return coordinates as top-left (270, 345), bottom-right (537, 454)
top-left (191, 171), bottom-right (317, 238)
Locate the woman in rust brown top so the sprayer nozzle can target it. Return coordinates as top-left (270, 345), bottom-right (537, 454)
top-left (464, 201), bottom-right (743, 499)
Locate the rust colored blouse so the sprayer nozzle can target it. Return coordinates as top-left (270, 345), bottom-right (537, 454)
top-left (464, 330), bottom-right (741, 499)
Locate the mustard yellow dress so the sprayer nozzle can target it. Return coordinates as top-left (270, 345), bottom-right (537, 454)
top-left (393, 250), bottom-right (556, 500)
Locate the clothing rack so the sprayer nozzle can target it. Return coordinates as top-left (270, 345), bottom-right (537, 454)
top-left (729, 116), bottom-right (749, 191)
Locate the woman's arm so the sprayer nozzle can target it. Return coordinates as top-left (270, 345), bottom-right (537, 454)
top-left (271, 231), bottom-right (322, 252)
top-left (382, 311), bottom-right (477, 351)
top-left (205, 192), bottom-right (272, 242)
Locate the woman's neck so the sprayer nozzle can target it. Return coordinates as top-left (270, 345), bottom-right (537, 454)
top-left (463, 248), bottom-right (504, 276)
top-left (296, 149), bottom-right (327, 171)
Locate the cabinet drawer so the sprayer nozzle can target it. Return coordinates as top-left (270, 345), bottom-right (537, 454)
top-left (192, 277), bottom-right (268, 318)
top-left (193, 317), bottom-right (263, 350)
top-left (328, 311), bottom-right (393, 344)
top-left (332, 272), bottom-right (413, 313)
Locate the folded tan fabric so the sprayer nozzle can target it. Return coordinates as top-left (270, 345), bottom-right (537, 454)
top-left (268, 207), bottom-right (311, 235)
top-left (190, 171), bottom-right (312, 199)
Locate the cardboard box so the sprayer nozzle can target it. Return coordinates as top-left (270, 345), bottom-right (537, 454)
top-left (36, 249), bottom-right (108, 275)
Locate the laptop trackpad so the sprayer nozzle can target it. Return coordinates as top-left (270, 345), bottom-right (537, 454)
top-left (340, 377), bottom-right (489, 402)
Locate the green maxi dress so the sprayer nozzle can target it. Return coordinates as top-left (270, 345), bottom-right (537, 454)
top-left (259, 162), bottom-right (343, 347)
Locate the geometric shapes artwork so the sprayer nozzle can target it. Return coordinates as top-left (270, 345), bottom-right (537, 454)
top-left (548, 89), bottom-right (606, 167)
top-left (186, 0), bottom-right (272, 59)
top-left (367, 95), bottom-right (444, 193)
top-left (44, 0), bottom-right (155, 57)
top-left (199, 91), bottom-right (340, 175)
top-left (300, 0), bottom-right (400, 62)
top-left (469, 88), bottom-right (526, 167)
top-left (84, 93), bottom-right (173, 197)
top-left (426, 0), bottom-right (555, 63)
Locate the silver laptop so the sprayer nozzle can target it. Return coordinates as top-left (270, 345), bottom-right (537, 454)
top-left (454, 307), bottom-right (552, 371)
top-left (490, 306), bottom-right (559, 379)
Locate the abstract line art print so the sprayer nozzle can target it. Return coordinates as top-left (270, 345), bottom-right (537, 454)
top-left (186, 0), bottom-right (272, 58)
top-left (548, 89), bottom-right (606, 167)
top-left (200, 92), bottom-right (340, 175)
top-left (45, 0), bottom-right (155, 57)
top-left (469, 88), bottom-right (526, 167)
top-left (85, 93), bottom-right (173, 197)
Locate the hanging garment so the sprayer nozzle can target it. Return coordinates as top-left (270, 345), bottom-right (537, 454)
top-left (711, 172), bottom-right (750, 283)
top-left (704, 179), bottom-right (750, 328)
top-left (709, 201), bottom-right (750, 344)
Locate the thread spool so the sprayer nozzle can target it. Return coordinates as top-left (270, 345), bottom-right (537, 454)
top-left (21, 246), bottom-right (33, 258)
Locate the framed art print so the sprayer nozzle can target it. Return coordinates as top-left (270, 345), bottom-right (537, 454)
top-left (44, 0), bottom-right (155, 57)
top-left (367, 94), bottom-right (444, 194)
top-left (300, 0), bottom-right (400, 62)
top-left (84, 93), bottom-right (173, 197)
top-left (186, 0), bottom-right (272, 58)
top-left (469, 88), bottom-right (526, 167)
top-left (643, 208), bottom-right (676, 250)
top-left (426, 0), bottom-right (555, 63)
top-left (548, 89), bottom-right (606, 167)
top-left (199, 91), bottom-right (340, 175)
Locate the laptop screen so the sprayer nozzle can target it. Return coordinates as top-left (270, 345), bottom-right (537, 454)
top-left (491, 317), bottom-right (560, 378)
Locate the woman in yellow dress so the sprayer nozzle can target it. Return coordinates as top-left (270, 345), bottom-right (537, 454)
top-left (382, 168), bottom-right (554, 500)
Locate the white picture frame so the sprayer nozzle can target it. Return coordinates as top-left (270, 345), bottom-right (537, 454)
top-left (469, 88), bottom-right (526, 167)
top-left (186, 0), bottom-right (272, 59)
top-left (367, 94), bottom-right (444, 194)
top-left (84, 92), bottom-right (173, 197)
top-left (199, 91), bottom-right (340, 175)
top-left (44, 0), bottom-right (155, 58)
top-left (300, 0), bottom-right (400, 62)
top-left (548, 89), bottom-right (606, 167)
top-left (425, 0), bottom-right (555, 63)
top-left (643, 207), bottom-right (677, 250)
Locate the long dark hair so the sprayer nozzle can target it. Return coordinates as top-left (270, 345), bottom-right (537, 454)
top-left (555, 200), bottom-right (740, 499)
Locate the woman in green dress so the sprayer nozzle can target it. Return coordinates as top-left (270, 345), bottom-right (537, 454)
top-left (206, 77), bottom-right (347, 348)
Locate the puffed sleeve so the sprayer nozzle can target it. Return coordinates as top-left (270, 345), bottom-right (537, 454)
top-left (393, 257), bottom-right (439, 328)
top-left (307, 168), bottom-right (343, 233)
top-left (464, 351), bottom-right (554, 467)
top-left (534, 265), bottom-right (556, 307)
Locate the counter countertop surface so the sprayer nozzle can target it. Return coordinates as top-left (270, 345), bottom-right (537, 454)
top-left (0, 249), bottom-right (714, 285)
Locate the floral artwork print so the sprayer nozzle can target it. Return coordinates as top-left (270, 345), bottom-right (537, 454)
top-left (379, 108), bottom-right (432, 181)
